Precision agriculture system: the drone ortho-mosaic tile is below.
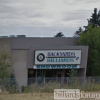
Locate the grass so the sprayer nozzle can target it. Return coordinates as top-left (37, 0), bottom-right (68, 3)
top-left (0, 93), bottom-right (54, 100)
top-left (1, 78), bottom-right (100, 100)
top-left (0, 92), bottom-right (100, 100)
top-left (1, 79), bottom-right (100, 93)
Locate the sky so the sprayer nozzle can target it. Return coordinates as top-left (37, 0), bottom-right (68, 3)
top-left (0, 0), bottom-right (100, 37)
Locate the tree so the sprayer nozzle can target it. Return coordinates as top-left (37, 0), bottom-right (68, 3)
top-left (77, 24), bottom-right (100, 76)
top-left (54, 32), bottom-right (65, 37)
top-left (67, 69), bottom-right (78, 84)
top-left (67, 69), bottom-right (78, 77)
top-left (73, 8), bottom-right (100, 37)
top-left (73, 27), bottom-right (83, 37)
top-left (0, 50), bottom-right (18, 93)
top-left (88, 8), bottom-right (100, 27)
top-left (0, 50), bottom-right (13, 78)
top-left (9, 71), bottom-right (18, 93)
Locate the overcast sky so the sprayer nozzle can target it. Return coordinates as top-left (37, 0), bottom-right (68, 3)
top-left (0, 0), bottom-right (100, 37)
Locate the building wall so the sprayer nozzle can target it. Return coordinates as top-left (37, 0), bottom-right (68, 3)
top-left (11, 38), bottom-right (78, 49)
top-left (0, 37), bottom-right (88, 86)
top-left (11, 38), bottom-right (88, 68)
top-left (10, 38), bottom-right (88, 85)
top-left (12, 50), bottom-right (27, 86)
top-left (0, 38), bottom-right (11, 53)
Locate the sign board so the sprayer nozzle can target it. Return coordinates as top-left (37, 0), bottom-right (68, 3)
top-left (35, 50), bottom-right (81, 65)
top-left (34, 65), bottom-right (80, 69)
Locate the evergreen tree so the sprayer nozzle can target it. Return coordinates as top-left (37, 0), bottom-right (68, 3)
top-left (88, 8), bottom-right (100, 27)
top-left (67, 69), bottom-right (78, 77)
top-left (74, 27), bottom-right (83, 37)
top-left (54, 32), bottom-right (65, 37)
top-left (74, 8), bottom-right (100, 37)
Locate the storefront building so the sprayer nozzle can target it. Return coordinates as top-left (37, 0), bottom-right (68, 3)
top-left (0, 36), bottom-right (88, 86)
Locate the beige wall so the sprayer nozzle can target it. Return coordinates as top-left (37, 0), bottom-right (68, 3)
top-left (12, 50), bottom-right (27, 86)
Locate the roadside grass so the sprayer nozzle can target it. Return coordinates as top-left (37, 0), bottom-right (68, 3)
top-left (0, 93), bottom-right (54, 100)
top-left (1, 80), bottom-right (100, 94)
top-left (1, 79), bottom-right (100, 100)
top-left (0, 92), bottom-right (100, 100)
top-left (21, 80), bottom-right (100, 93)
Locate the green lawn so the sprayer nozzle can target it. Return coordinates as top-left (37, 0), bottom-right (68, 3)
top-left (0, 93), bottom-right (54, 100)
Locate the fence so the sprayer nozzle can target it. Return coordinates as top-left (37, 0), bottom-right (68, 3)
top-left (0, 77), bottom-right (100, 93)
top-left (28, 76), bottom-right (100, 85)
top-left (28, 77), bottom-right (84, 85)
